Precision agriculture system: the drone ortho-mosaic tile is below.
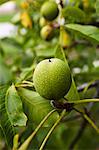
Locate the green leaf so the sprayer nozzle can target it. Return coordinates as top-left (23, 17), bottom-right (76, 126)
top-left (11, 12), bottom-right (20, 24)
top-left (18, 88), bottom-right (59, 127)
top-left (66, 79), bottom-right (80, 101)
top-left (0, 58), bottom-right (12, 85)
top-left (66, 24), bottom-right (99, 42)
top-left (0, 14), bottom-right (15, 22)
top-left (0, 84), bottom-right (27, 148)
top-left (0, 38), bottom-right (22, 56)
top-left (18, 65), bottom-right (35, 82)
top-left (0, 84), bottom-right (15, 148)
top-left (62, 6), bottom-right (85, 23)
top-left (6, 85), bottom-right (27, 126)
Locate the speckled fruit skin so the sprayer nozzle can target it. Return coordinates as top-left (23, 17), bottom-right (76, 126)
top-left (33, 58), bottom-right (72, 100)
top-left (41, 1), bottom-right (59, 21)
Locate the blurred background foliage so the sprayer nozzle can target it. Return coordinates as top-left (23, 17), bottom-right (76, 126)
top-left (0, 0), bottom-right (99, 150)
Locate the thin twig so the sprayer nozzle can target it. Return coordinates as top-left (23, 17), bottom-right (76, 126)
top-left (18, 109), bottom-right (56, 150)
top-left (39, 110), bottom-right (67, 150)
top-left (15, 84), bottom-right (34, 88)
top-left (77, 80), bottom-right (99, 92)
top-left (73, 108), bottom-right (99, 133)
top-left (69, 103), bottom-right (99, 150)
top-left (69, 81), bottom-right (99, 150)
top-left (83, 114), bottom-right (99, 134)
top-left (68, 99), bottom-right (99, 104)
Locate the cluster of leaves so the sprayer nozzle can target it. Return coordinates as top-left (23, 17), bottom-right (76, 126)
top-left (0, 0), bottom-right (99, 150)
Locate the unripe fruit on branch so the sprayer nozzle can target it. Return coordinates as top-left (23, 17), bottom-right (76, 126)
top-left (41, 1), bottom-right (59, 21)
top-left (39, 17), bottom-right (47, 27)
top-left (40, 25), bottom-right (53, 40)
top-left (59, 27), bottom-right (71, 49)
top-left (33, 58), bottom-right (72, 100)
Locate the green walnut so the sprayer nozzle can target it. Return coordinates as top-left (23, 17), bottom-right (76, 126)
top-left (40, 25), bottom-right (53, 40)
top-left (39, 17), bottom-right (47, 27)
top-left (41, 1), bottom-right (59, 21)
top-left (33, 58), bottom-right (72, 100)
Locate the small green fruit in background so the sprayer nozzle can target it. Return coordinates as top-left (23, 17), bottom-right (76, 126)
top-left (41, 1), bottom-right (59, 21)
top-left (40, 25), bottom-right (53, 40)
top-left (33, 58), bottom-right (72, 100)
top-left (39, 17), bottom-right (47, 27)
